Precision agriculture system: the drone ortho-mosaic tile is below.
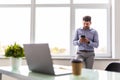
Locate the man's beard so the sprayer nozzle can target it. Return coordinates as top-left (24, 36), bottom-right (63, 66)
top-left (84, 26), bottom-right (89, 29)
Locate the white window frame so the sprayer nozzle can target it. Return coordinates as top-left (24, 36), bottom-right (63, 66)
top-left (0, 0), bottom-right (112, 58)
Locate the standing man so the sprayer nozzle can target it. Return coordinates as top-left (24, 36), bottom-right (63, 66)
top-left (73, 16), bottom-right (99, 69)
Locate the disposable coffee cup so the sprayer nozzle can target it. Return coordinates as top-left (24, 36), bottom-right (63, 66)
top-left (71, 59), bottom-right (82, 75)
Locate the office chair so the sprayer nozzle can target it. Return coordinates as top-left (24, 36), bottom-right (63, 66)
top-left (105, 62), bottom-right (120, 72)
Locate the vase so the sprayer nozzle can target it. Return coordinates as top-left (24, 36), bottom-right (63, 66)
top-left (10, 57), bottom-right (22, 70)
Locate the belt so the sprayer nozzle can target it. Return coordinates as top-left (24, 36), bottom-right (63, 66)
top-left (79, 50), bottom-right (94, 52)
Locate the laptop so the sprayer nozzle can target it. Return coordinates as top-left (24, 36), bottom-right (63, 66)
top-left (23, 43), bottom-right (72, 75)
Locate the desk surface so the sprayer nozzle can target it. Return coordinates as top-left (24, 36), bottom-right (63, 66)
top-left (0, 66), bottom-right (120, 80)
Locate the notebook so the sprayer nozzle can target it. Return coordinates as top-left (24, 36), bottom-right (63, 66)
top-left (23, 43), bottom-right (72, 75)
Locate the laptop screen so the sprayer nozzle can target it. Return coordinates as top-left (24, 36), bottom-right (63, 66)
top-left (24, 43), bottom-right (55, 75)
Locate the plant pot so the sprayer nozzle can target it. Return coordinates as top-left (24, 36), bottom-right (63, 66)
top-left (10, 57), bottom-right (22, 70)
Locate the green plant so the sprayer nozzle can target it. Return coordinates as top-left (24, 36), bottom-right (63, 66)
top-left (5, 43), bottom-right (24, 58)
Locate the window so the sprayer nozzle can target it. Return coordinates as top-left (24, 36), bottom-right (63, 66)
top-left (36, 0), bottom-right (70, 4)
top-left (0, 0), bottom-right (111, 58)
top-left (73, 0), bottom-right (109, 4)
top-left (0, 8), bottom-right (30, 55)
top-left (35, 1), bottom-right (111, 57)
top-left (35, 7), bottom-right (70, 56)
top-left (0, 0), bottom-right (30, 4)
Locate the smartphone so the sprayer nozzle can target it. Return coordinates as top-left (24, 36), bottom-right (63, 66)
top-left (81, 35), bottom-right (85, 38)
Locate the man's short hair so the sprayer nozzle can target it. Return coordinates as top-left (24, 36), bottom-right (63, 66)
top-left (83, 16), bottom-right (91, 22)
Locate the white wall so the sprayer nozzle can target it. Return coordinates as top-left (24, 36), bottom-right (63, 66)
top-left (0, 58), bottom-right (119, 70)
top-left (53, 58), bottom-right (120, 70)
top-left (112, 0), bottom-right (120, 58)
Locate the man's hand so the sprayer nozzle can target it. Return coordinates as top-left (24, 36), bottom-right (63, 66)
top-left (79, 38), bottom-right (90, 44)
top-left (79, 38), bottom-right (85, 43)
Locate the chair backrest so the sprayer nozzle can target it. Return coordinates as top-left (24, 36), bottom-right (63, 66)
top-left (105, 62), bottom-right (120, 72)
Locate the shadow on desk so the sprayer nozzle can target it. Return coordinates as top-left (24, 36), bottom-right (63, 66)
top-left (29, 71), bottom-right (55, 80)
top-left (29, 71), bottom-right (72, 80)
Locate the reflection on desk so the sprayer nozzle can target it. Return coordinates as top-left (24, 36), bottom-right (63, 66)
top-left (0, 66), bottom-right (120, 80)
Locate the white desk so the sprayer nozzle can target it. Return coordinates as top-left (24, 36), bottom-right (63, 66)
top-left (0, 66), bottom-right (120, 80)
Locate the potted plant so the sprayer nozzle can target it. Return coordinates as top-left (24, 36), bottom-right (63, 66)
top-left (5, 43), bottom-right (25, 70)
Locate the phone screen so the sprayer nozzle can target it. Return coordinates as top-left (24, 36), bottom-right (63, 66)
top-left (81, 35), bottom-right (85, 38)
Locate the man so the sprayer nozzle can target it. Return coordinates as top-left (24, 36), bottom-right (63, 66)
top-left (73, 16), bottom-right (99, 69)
